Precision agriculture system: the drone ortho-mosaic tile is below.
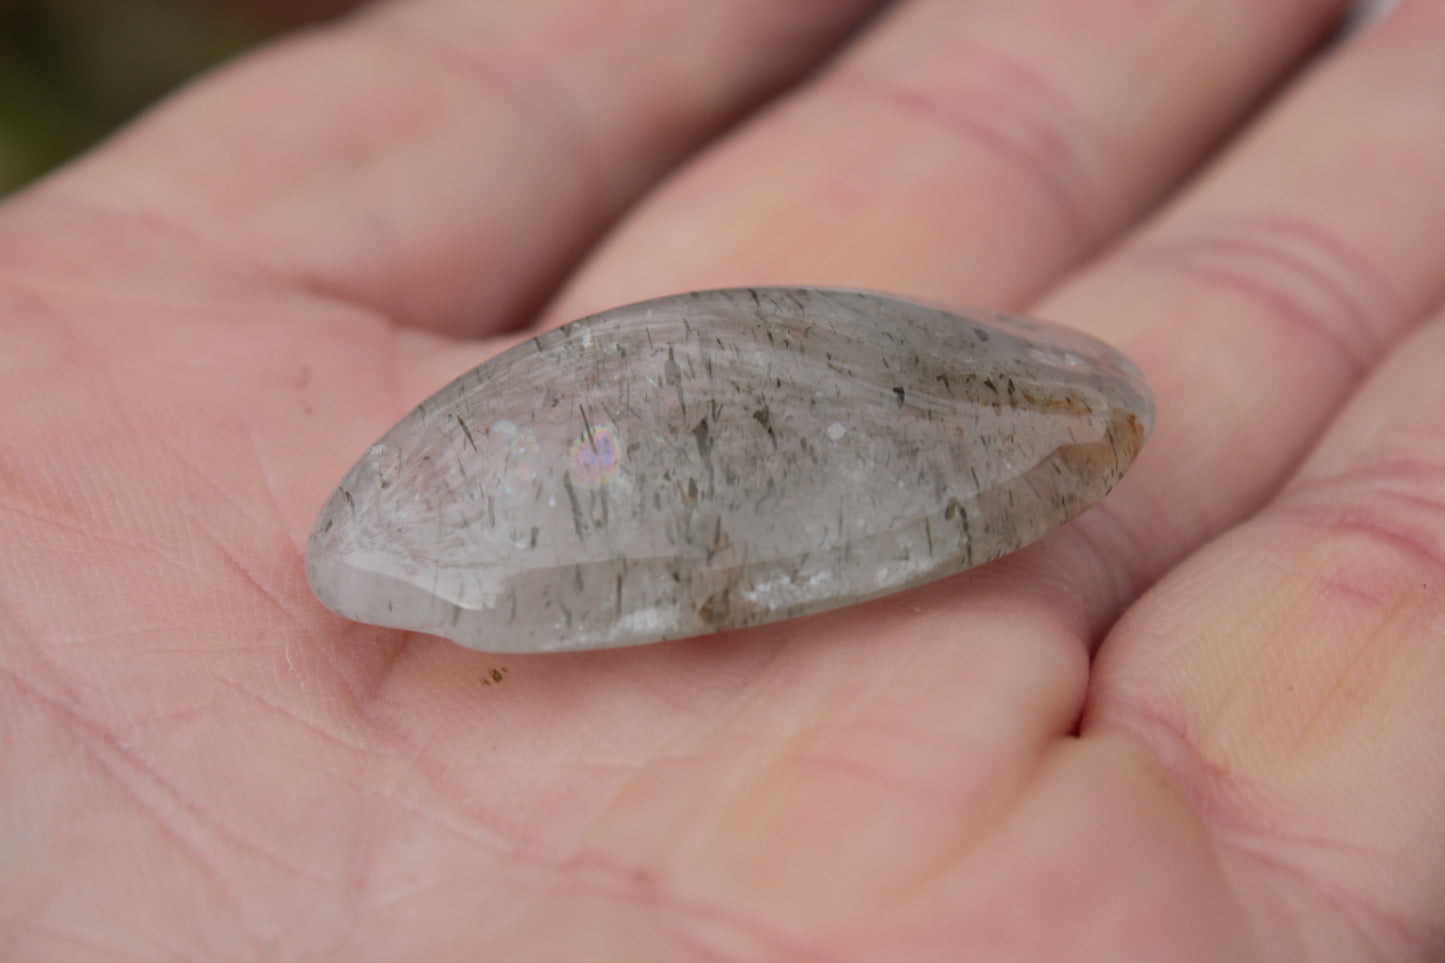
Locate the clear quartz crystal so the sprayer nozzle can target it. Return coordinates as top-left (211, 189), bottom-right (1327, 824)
top-left (306, 288), bottom-right (1153, 653)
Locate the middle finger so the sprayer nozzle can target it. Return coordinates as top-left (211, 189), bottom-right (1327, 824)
top-left (545, 0), bottom-right (1349, 322)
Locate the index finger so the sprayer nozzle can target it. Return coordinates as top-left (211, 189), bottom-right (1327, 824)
top-left (24, 0), bottom-right (883, 335)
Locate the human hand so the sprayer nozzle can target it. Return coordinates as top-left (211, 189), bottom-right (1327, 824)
top-left (4, 0), bottom-right (1444, 958)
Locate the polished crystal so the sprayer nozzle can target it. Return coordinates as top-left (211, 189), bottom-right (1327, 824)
top-left (306, 288), bottom-right (1153, 653)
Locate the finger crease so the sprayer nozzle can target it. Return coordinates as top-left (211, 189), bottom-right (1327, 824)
top-left (847, 40), bottom-right (1100, 244)
top-left (1278, 456), bottom-right (1445, 577)
top-left (1130, 213), bottom-right (1402, 379)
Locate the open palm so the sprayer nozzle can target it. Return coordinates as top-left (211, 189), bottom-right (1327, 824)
top-left (6, 0), bottom-right (1445, 958)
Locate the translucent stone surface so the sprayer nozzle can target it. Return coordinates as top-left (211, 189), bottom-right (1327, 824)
top-left (306, 288), bottom-right (1153, 653)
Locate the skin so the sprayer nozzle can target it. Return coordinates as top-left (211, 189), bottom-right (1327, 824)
top-left (2, 0), bottom-right (1445, 958)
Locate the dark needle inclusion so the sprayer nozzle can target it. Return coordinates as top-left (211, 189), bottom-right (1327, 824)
top-left (306, 288), bottom-right (1154, 653)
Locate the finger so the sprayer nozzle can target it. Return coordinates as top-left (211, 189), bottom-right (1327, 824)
top-left (545, 0), bottom-right (1349, 323)
top-left (31, 0), bottom-right (882, 335)
top-left (1085, 299), bottom-right (1445, 958)
top-left (1028, 0), bottom-right (1445, 633)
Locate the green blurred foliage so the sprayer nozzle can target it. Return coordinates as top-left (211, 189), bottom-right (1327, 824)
top-left (0, 0), bottom-right (350, 194)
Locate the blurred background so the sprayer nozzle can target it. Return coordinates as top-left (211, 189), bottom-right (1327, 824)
top-left (0, 0), bottom-right (355, 194)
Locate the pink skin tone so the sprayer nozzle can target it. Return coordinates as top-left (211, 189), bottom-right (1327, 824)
top-left (4, 0), bottom-right (1445, 959)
